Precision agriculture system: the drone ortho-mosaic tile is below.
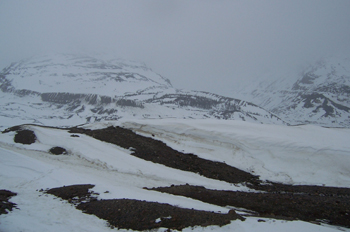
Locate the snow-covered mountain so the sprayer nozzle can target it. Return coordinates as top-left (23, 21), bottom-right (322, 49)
top-left (1, 54), bottom-right (350, 231)
top-left (0, 53), bottom-right (284, 129)
top-left (236, 56), bottom-right (350, 127)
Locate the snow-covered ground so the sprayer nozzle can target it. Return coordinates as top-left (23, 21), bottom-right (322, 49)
top-left (1, 119), bottom-right (349, 231)
top-left (122, 119), bottom-right (350, 187)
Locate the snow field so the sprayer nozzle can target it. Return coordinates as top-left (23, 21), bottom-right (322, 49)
top-left (1, 119), bottom-right (350, 231)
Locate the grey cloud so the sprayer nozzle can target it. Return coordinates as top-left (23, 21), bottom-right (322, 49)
top-left (1, 0), bottom-right (349, 97)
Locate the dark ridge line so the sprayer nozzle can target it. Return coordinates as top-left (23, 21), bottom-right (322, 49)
top-left (247, 181), bottom-right (350, 196)
top-left (2, 124), bottom-right (76, 133)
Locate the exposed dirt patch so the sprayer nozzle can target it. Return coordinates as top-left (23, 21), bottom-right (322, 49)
top-left (148, 184), bottom-right (350, 228)
top-left (2, 125), bottom-right (37, 144)
top-left (46, 184), bottom-right (243, 231)
top-left (78, 199), bottom-right (241, 231)
top-left (45, 184), bottom-right (98, 204)
top-left (14, 129), bottom-right (36, 144)
top-left (68, 126), bottom-right (260, 185)
top-left (0, 190), bottom-right (17, 215)
top-left (49, 146), bottom-right (68, 155)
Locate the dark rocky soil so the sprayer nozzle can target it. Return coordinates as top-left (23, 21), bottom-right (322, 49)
top-left (67, 125), bottom-right (350, 229)
top-left (68, 126), bottom-right (260, 185)
top-left (0, 190), bottom-right (17, 215)
top-left (247, 181), bottom-right (350, 196)
top-left (148, 184), bottom-right (350, 228)
top-left (2, 125), bottom-right (37, 144)
top-left (45, 184), bottom-right (243, 231)
top-left (49, 146), bottom-right (68, 155)
top-left (14, 129), bottom-right (36, 144)
top-left (44, 184), bottom-right (98, 204)
top-left (4, 124), bottom-right (350, 230)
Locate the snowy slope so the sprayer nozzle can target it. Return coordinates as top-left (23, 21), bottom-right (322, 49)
top-left (122, 119), bottom-right (350, 187)
top-left (1, 119), bottom-right (350, 231)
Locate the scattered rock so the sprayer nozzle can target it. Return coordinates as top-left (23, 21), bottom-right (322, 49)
top-left (148, 184), bottom-right (350, 228)
top-left (49, 146), bottom-right (68, 155)
top-left (0, 190), bottom-right (17, 215)
top-left (70, 134), bottom-right (80, 137)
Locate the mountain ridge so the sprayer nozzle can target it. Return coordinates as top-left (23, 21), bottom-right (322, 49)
top-left (0, 53), bottom-right (285, 129)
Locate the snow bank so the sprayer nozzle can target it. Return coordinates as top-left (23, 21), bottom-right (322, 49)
top-left (122, 119), bottom-right (350, 187)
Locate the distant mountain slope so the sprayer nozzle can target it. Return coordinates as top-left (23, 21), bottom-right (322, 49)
top-left (0, 54), bottom-right (285, 129)
top-left (236, 56), bottom-right (350, 127)
top-left (0, 54), bottom-right (172, 96)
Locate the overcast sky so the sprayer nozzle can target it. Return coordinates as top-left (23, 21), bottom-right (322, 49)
top-left (1, 0), bottom-right (350, 97)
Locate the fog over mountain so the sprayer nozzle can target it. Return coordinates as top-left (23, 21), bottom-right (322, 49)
top-left (2, 3), bottom-right (350, 231)
top-left (1, 1), bottom-right (350, 98)
top-left (235, 56), bottom-right (350, 127)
